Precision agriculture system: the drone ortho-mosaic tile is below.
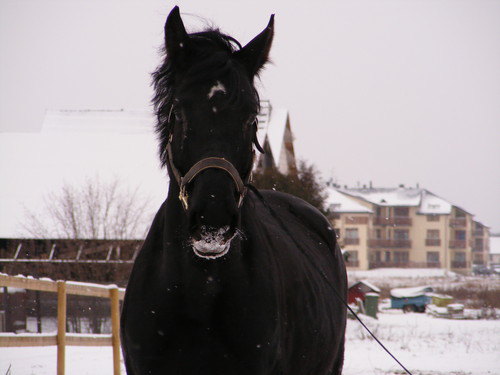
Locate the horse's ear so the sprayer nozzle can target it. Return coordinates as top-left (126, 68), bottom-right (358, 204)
top-left (164, 6), bottom-right (189, 64)
top-left (234, 15), bottom-right (274, 77)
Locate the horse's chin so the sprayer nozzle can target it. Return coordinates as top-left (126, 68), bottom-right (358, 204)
top-left (190, 226), bottom-right (234, 260)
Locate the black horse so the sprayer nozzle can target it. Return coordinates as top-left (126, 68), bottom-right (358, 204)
top-left (121, 6), bottom-right (347, 375)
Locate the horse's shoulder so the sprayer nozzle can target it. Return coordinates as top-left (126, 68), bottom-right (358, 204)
top-left (255, 190), bottom-right (337, 249)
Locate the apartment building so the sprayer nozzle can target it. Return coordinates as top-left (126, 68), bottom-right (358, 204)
top-left (328, 185), bottom-right (488, 274)
top-left (326, 190), bottom-right (372, 270)
top-left (471, 220), bottom-right (490, 266)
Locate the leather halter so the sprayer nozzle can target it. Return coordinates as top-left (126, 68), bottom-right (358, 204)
top-left (166, 136), bottom-right (249, 211)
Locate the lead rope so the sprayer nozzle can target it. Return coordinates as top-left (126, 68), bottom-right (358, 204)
top-left (246, 184), bottom-right (413, 375)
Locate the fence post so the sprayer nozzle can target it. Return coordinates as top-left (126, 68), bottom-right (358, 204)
top-left (110, 287), bottom-right (121, 375)
top-left (57, 280), bottom-right (67, 375)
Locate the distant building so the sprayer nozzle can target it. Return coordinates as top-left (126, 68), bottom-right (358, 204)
top-left (471, 221), bottom-right (490, 267)
top-left (347, 280), bottom-right (380, 305)
top-left (490, 235), bottom-right (500, 267)
top-left (0, 102), bottom-right (293, 282)
top-left (255, 101), bottom-right (297, 176)
top-left (327, 185), bottom-right (491, 275)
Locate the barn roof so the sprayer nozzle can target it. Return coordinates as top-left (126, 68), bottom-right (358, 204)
top-left (41, 109), bottom-right (154, 134)
top-left (0, 109), bottom-right (167, 239)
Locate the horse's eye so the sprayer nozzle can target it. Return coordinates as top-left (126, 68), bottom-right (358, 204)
top-left (245, 117), bottom-right (257, 132)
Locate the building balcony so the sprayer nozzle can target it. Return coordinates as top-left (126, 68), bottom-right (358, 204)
top-left (343, 238), bottom-right (360, 245)
top-left (425, 239), bottom-right (441, 246)
top-left (451, 261), bottom-right (470, 269)
top-left (449, 218), bottom-right (467, 227)
top-left (373, 216), bottom-right (412, 226)
top-left (449, 240), bottom-right (467, 249)
top-left (368, 261), bottom-right (441, 269)
top-left (472, 244), bottom-right (484, 252)
top-left (369, 261), bottom-right (411, 268)
top-left (345, 216), bottom-right (369, 225)
top-left (425, 261), bottom-right (442, 268)
top-left (368, 239), bottom-right (411, 248)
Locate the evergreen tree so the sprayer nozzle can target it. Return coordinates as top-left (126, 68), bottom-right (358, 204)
top-left (252, 160), bottom-right (329, 215)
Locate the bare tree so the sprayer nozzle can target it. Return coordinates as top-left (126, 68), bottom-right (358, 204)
top-left (22, 176), bottom-right (152, 240)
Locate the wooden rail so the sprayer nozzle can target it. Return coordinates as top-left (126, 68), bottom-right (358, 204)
top-left (0, 274), bottom-right (125, 375)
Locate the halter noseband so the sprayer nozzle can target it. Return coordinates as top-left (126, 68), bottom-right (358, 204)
top-left (166, 136), bottom-right (249, 211)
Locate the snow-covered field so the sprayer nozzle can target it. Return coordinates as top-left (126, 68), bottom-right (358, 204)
top-left (343, 311), bottom-right (499, 375)
top-left (1, 310), bottom-right (499, 375)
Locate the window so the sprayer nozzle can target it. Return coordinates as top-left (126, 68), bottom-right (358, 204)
top-left (375, 251), bottom-right (381, 262)
top-left (394, 251), bottom-right (409, 263)
top-left (394, 229), bottom-right (409, 240)
top-left (426, 229), bottom-right (440, 239)
top-left (376, 207), bottom-right (382, 216)
top-left (385, 251), bottom-right (391, 262)
top-left (427, 215), bottom-right (439, 222)
top-left (455, 210), bottom-right (466, 218)
top-left (455, 230), bottom-right (466, 240)
top-left (345, 228), bottom-right (359, 239)
top-left (394, 207), bottom-right (409, 217)
top-left (454, 252), bottom-right (466, 262)
top-left (348, 251), bottom-right (358, 261)
top-left (427, 252), bottom-right (439, 263)
top-left (376, 229), bottom-right (382, 239)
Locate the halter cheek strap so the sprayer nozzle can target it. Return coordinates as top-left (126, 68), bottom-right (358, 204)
top-left (166, 137), bottom-right (249, 211)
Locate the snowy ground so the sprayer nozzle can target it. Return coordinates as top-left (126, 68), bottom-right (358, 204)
top-left (343, 310), bottom-right (499, 375)
top-left (1, 310), bottom-right (499, 374)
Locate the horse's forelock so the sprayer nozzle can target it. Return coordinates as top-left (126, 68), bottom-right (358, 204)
top-left (152, 29), bottom-right (259, 168)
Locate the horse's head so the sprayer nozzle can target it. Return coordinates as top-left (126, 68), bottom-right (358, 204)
top-left (153, 7), bottom-right (274, 259)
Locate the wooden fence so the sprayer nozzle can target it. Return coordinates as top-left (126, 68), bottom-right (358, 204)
top-left (0, 274), bottom-right (125, 375)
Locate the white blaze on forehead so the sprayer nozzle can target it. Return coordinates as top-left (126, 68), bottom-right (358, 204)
top-left (207, 81), bottom-right (226, 99)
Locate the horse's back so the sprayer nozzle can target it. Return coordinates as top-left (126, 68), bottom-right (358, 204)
top-left (245, 189), bottom-right (347, 374)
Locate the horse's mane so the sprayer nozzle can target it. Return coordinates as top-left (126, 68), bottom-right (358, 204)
top-left (152, 29), bottom-right (261, 168)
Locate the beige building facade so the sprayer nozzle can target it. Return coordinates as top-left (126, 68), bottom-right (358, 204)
top-left (328, 186), bottom-right (489, 275)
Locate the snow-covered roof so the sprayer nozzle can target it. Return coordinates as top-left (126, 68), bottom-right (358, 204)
top-left (418, 190), bottom-right (452, 214)
top-left (390, 286), bottom-right (434, 298)
top-left (42, 109), bottom-right (154, 134)
top-left (326, 189), bottom-right (372, 213)
top-left (490, 236), bottom-right (500, 255)
top-left (0, 109), bottom-right (167, 239)
top-left (349, 280), bottom-right (381, 293)
top-left (339, 187), bottom-right (422, 207)
top-left (337, 186), bottom-right (473, 216)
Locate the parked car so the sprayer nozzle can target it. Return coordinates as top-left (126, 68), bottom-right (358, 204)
top-left (390, 286), bottom-right (433, 313)
top-left (472, 265), bottom-right (493, 275)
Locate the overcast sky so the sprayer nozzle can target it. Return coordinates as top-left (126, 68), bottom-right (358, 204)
top-left (1, 0), bottom-right (499, 231)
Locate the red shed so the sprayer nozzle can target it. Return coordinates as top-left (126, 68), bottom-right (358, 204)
top-left (347, 280), bottom-right (380, 304)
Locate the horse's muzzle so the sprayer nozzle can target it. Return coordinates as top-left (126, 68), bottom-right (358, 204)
top-left (190, 226), bottom-right (235, 259)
